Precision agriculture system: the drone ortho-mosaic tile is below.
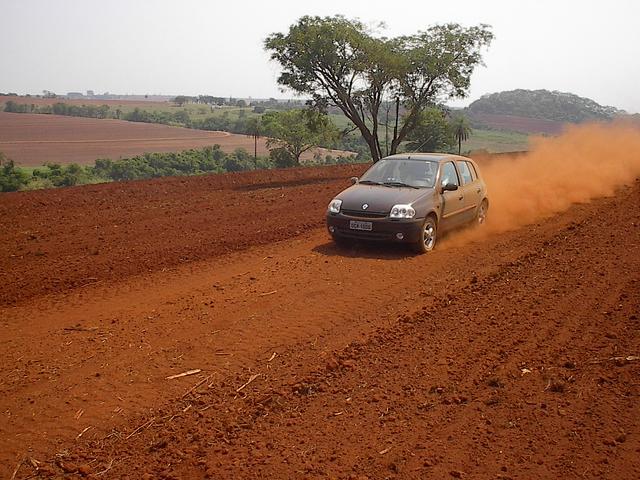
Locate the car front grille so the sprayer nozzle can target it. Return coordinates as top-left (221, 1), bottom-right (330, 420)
top-left (340, 209), bottom-right (388, 219)
top-left (335, 228), bottom-right (394, 241)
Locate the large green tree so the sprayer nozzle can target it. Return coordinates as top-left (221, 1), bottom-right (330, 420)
top-left (261, 109), bottom-right (338, 165)
top-left (265, 16), bottom-right (492, 162)
top-left (405, 108), bottom-right (455, 153)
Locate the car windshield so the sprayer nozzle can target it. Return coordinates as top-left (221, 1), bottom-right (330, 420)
top-left (360, 159), bottom-right (438, 188)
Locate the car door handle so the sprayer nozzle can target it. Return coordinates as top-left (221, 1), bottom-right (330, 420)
top-left (476, 188), bottom-right (481, 193)
top-left (458, 195), bottom-right (464, 200)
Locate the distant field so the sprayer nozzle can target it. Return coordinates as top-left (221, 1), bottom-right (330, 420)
top-left (0, 112), bottom-right (346, 166)
top-left (468, 112), bottom-right (565, 135)
top-left (105, 102), bottom-right (256, 123)
top-left (0, 95), bottom-right (264, 122)
top-left (464, 128), bottom-right (530, 153)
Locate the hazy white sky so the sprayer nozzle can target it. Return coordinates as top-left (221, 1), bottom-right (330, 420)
top-left (2, 0), bottom-right (639, 112)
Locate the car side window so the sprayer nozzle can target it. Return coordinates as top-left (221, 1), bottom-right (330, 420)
top-left (440, 162), bottom-right (459, 187)
top-left (456, 161), bottom-right (473, 185)
top-left (466, 162), bottom-right (477, 181)
top-left (467, 161), bottom-right (479, 181)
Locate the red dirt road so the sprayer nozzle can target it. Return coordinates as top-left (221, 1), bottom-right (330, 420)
top-left (0, 112), bottom-right (344, 166)
top-left (1, 132), bottom-right (639, 478)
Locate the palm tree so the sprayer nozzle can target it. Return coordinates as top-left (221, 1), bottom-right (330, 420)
top-left (450, 116), bottom-right (472, 155)
top-left (247, 117), bottom-right (262, 164)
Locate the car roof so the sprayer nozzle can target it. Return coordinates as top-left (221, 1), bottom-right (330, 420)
top-left (382, 153), bottom-right (473, 163)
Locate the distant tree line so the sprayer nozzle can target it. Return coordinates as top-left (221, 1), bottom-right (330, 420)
top-left (171, 95), bottom-right (306, 110)
top-left (4, 100), bottom-right (113, 119)
top-left (123, 107), bottom-right (190, 124)
top-left (172, 95), bottom-right (227, 107)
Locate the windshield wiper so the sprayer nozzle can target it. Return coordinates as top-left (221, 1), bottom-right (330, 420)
top-left (358, 180), bottom-right (383, 186)
top-left (382, 181), bottom-right (420, 189)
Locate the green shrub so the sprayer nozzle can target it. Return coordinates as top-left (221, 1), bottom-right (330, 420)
top-left (269, 147), bottom-right (296, 168)
top-left (0, 158), bottom-right (29, 191)
top-left (21, 177), bottom-right (55, 190)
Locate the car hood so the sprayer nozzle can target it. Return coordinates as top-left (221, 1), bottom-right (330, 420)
top-left (338, 184), bottom-right (431, 213)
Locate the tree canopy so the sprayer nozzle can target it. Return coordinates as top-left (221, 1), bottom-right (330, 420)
top-left (405, 108), bottom-right (455, 153)
top-left (173, 95), bottom-right (189, 107)
top-left (265, 16), bottom-right (493, 161)
top-left (261, 109), bottom-right (339, 165)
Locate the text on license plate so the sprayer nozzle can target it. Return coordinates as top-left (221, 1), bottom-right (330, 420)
top-left (349, 220), bottom-right (372, 231)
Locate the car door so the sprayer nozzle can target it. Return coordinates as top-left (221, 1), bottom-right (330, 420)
top-left (455, 160), bottom-right (481, 223)
top-left (438, 161), bottom-right (465, 230)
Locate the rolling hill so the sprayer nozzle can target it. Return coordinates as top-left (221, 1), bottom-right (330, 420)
top-left (466, 89), bottom-right (624, 135)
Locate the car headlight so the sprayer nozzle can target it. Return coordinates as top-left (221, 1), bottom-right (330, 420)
top-left (328, 198), bottom-right (342, 213)
top-left (390, 204), bottom-right (416, 219)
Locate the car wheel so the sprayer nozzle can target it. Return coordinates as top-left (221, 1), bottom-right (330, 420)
top-left (476, 200), bottom-right (488, 226)
top-left (414, 216), bottom-right (437, 254)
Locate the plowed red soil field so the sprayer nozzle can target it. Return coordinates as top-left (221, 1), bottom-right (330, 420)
top-left (0, 112), bottom-right (344, 166)
top-left (1, 123), bottom-right (639, 479)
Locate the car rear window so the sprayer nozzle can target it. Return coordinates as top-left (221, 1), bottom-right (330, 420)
top-left (456, 161), bottom-right (473, 185)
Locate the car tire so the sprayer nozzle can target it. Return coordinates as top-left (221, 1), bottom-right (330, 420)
top-left (413, 216), bottom-right (437, 254)
top-left (476, 199), bottom-right (488, 226)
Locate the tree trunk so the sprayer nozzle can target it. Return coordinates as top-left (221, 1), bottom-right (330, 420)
top-left (254, 134), bottom-right (258, 162)
top-left (362, 131), bottom-right (381, 163)
top-left (389, 98), bottom-right (400, 155)
top-left (329, 86), bottom-right (384, 163)
top-left (384, 103), bottom-right (390, 157)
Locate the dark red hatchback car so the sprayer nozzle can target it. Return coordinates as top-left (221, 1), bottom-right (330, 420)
top-left (326, 153), bottom-right (488, 253)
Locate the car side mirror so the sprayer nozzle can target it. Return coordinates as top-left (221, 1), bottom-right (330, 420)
top-left (350, 176), bottom-right (359, 185)
top-left (442, 183), bottom-right (458, 192)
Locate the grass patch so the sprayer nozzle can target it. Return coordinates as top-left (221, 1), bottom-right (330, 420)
top-left (464, 129), bottom-right (530, 153)
top-left (14, 165), bottom-right (43, 175)
top-left (114, 104), bottom-right (259, 123)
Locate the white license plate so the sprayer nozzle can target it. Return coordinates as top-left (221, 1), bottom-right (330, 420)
top-left (349, 220), bottom-right (373, 231)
